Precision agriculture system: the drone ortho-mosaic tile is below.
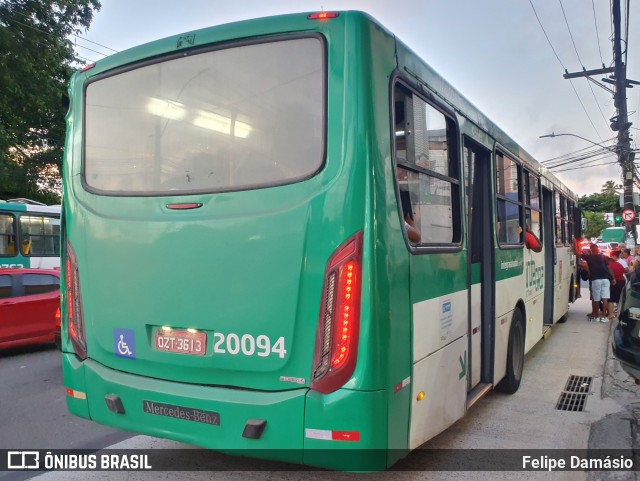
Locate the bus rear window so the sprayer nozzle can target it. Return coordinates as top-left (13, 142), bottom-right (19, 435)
top-left (84, 37), bottom-right (324, 195)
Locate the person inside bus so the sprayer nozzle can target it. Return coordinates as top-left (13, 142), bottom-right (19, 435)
top-left (6, 235), bottom-right (16, 256)
top-left (21, 238), bottom-right (32, 255)
top-left (519, 223), bottom-right (542, 253)
top-left (399, 189), bottom-right (421, 244)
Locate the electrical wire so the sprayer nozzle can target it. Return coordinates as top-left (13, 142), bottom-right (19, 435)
top-left (586, 80), bottom-right (614, 134)
top-left (591, 0), bottom-right (606, 66)
top-left (559, 0), bottom-right (585, 66)
top-left (5, 7), bottom-right (117, 55)
top-left (530, 0), bottom-right (606, 141)
top-left (542, 135), bottom-right (619, 163)
top-left (1, 16), bottom-right (94, 65)
top-left (624, 0), bottom-right (630, 66)
top-left (529, 0), bottom-right (568, 70)
top-left (548, 150), bottom-right (615, 170)
top-left (568, 78), bottom-right (605, 141)
top-left (553, 159), bottom-right (619, 173)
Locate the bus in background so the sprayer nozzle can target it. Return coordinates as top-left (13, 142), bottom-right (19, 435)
top-left (0, 199), bottom-right (60, 269)
top-left (60, 11), bottom-right (579, 471)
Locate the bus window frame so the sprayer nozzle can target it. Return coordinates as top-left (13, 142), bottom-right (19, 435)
top-left (390, 76), bottom-right (463, 253)
top-left (495, 148), bottom-right (524, 250)
top-left (17, 214), bottom-right (61, 258)
top-left (523, 168), bottom-right (543, 248)
top-left (0, 213), bottom-right (17, 258)
top-left (80, 33), bottom-right (329, 197)
top-left (566, 198), bottom-right (575, 245)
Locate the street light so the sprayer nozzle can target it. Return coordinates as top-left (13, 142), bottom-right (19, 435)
top-left (538, 132), bottom-right (618, 153)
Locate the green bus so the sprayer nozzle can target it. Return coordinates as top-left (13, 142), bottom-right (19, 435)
top-left (0, 199), bottom-right (60, 269)
top-left (61, 11), bottom-right (579, 470)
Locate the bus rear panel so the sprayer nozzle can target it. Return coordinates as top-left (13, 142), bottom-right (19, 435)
top-left (62, 11), bottom-right (395, 471)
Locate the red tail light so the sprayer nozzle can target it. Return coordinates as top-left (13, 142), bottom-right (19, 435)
top-left (311, 231), bottom-right (363, 394)
top-left (65, 241), bottom-right (87, 360)
top-left (55, 307), bottom-right (61, 329)
top-left (307, 11), bottom-right (339, 20)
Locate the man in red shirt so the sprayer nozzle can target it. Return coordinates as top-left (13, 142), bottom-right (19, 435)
top-left (609, 251), bottom-right (626, 319)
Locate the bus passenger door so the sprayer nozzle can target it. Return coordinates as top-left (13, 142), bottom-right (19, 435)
top-left (542, 188), bottom-right (555, 324)
top-left (464, 139), bottom-right (494, 397)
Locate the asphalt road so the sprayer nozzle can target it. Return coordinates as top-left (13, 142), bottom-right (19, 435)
top-left (3, 293), bottom-right (640, 480)
top-left (0, 344), bottom-right (132, 481)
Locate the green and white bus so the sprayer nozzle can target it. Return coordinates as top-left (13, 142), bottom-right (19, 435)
top-left (0, 199), bottom-right (60, 269)
top-left (61, 11), bottom-right (579, 470)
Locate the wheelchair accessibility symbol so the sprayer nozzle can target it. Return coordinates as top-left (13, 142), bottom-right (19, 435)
top-left (114, 328), bottom-right (136, 359)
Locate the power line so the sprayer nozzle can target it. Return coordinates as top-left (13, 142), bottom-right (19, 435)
top-left (546, 147), bottom-right (613, 169)
top-left (5, 17), bottom-right (93, 65)
top-left (548, 150), bottom-right (616, 170)
top-left (568, 78), bottom-right (605, 141)
top-left (530, 1), bottom-right (606, 141)
top-left (586, 80), bottom-right (614, 134)
top-left (624, 0), bottom-right (630, 66)
top-left (559, 0), bottom-right (585, 66)
top-left (553, 160), bottom-right (620, 173)
top-left (591, 0), bottom-right (606, 66)
top-left (529, 0), bottom-right (568, 71)
top-left (6, 7), bottom-right (118, 55)
top-left (542, 139), bottom-right (614, 161)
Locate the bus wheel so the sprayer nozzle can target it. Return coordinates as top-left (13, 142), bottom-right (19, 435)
top-left (568, 275), bottom-right (575, 304)
top-left (558, 277), bottom-right (574, 323)
top-left (496, 308), bottom-right (525, 394)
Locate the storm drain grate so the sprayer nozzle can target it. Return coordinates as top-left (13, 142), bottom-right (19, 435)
top-left (555, 375), bottom-right (594, 412)
top-left (556, 392), bottom-right (588, 412)
top-left (564, 375), bottom-right (593, 393)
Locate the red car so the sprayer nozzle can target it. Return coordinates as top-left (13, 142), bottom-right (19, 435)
top-left (0, 268), bottom-right (60, 350)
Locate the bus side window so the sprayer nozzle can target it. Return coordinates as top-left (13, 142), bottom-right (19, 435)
top-left (392, 82), bottom-right (461, 247)
top-left (496, 152), bottom-right (522, 246)
top-left (0, 215), bottom-right (16, 257)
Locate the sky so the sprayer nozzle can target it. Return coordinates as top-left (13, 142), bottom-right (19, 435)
top-left (73, 0), bottom-right (640, 198)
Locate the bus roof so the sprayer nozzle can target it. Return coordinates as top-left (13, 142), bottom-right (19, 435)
top-left (73, 9), bottom-right (576, 201)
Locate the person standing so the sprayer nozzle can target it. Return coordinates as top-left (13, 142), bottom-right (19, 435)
top-left (620, 247), bottom-right (637, 275)
top-left (575, 242), bottom-right (616, 322)
top-left (608, 251), bottom-right (626, 319)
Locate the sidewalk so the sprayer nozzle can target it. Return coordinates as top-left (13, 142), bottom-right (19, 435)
top-left (413, 289), bottom-right (640, 479)
top-left (587, 288), bottom-right (640, 481)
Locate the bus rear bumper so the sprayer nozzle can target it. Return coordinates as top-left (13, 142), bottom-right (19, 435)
top-left (62, 355), bottom-right (391, 470)
top-left (63, 355), bottom-right (306, 465)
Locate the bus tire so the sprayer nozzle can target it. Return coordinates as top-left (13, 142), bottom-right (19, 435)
top-left (568, 275), bottom-right (575, 304)
top-left (496, 308), bottom-right (525, 394)
top-left (558, 277), bottom-right (574, 323)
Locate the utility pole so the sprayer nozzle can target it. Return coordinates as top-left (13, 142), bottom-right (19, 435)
top-left (562, 0), bottom-right (637, 242)
top-left (612, 0), bottom-right (636, 242)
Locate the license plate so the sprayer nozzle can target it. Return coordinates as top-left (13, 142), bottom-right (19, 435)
top-left (154, 329), bottom-right (206, 356)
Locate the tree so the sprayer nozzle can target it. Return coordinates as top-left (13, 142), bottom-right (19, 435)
top-left (0, 0), bottom-right (101, 204)
top-left (582, 211), bottom-right (610, 239)
top-left (601, 180), bottom-right (621, 195)
top-left (578, 192), bottom-right (620, 213)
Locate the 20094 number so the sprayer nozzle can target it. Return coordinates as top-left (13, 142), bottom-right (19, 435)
top-left (213, 333), bottom-right (287, 358)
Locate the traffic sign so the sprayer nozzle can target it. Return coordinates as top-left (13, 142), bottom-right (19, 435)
top-left (622, 209), bottom-right (636, 222)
